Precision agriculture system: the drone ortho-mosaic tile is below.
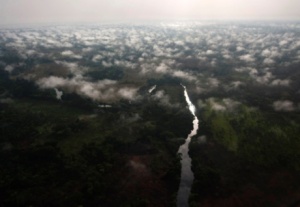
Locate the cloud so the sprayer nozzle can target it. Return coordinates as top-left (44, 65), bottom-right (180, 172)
top-left (279, 40), bottom-right (289, 46)
top-left (235, 67), bottom-right (257, 76)
top-left (206, 50), bottom-right (215, 55)
top-left (239, 54), bottom-right (255, 62)
top-left (197, 135), bottom-right (207, 144)
top-left (155, 63), bottom-right (169, 73)
top-left (61, 50), bottom-right (82, 59)
top-left (54, 88), bottom-right (63, 100)
top-left (92, 54), bottom-right (103, 62)
top-left (261, 49), bottom-right (271, 57)
top-left (236, 46), bottom-right (244, 52)
top-left (1, 22), bottom-right (300, 107)
top-left (129, 160), bottom-right (147, 171)
top-left (271, 79), bottom-right (291, 86)
top-left (198, 98), bottom-right (241, 112)
top-left (231, 81), bottom-right (243, 88)
top-left (210, 101), bottom-right (226, 111)
top-left (55, 61), bottom-right (86, 76)
top-left (172, 70), bottom-right (196, 82)
top-left (37, 76), bottom-right (70, 88)
top-left (152, 90), bottom-right (179, 107)
top-left (4, 65), bottom-right (14, 73)
top-left (273, 100), bottom-right (295, 111)
top-left (37, 76), bottom-right (138, 102)
top-left (263, 58), bottom-right (275, 65)
top-left (207, 78), bottom-right (219, 88)
top-left (118, 88), bottom-right (138, 100)
top-left (256, 71), bottom-right (273, 84)
top-left (222, 98), bottom-right (241, 111)
top-left (102, 60), bottom-right (113, 67)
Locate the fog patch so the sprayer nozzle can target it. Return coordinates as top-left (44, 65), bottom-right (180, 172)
top-left (231, 81), bottom-right (243, 89)
top-left (239, 54), bottom-right (255, 63)
top-left (118, 88), bottom-right (138, 100)
top-left (256, 72), bottom-right (273, 84)
top-left (37, 76), bottom-right (138, 102)
top-left (271, 79), bottom-right (291, 87)
top-left (61, 50), bottom-right (82, 59)
top-left (153, 90), bottom-right (179, 107)
top-left (273, 100), bottom-right (296, 112)
top-left (207, 78), bottom-right (220, 88)
top-left (155, 63), bottom-right (169, 74)
top-left (54, 88), bottom-right (63, 100)
top-left (121, 113), bottom-right (141, 123)
top-left (263, 58), bottom-right (275, 65)
top-left (92, 54), bottom-right (103, 62)
top-left (98, 104), bottom-right (112, 108)
top-left (172, 71), bottom-right (196, 82)
top-left (4, 65), bottom-right (14, 73)
top-left (197, 135), bottom-right (207, 144)
top-left (199, 98), bottom-right (241, 112)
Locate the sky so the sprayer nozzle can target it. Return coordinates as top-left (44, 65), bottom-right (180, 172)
top-left (0, 0), bottom-right (300, 25)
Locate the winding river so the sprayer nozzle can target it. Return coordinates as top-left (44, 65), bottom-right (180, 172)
top-left (177, 84), bottom-right (199, 207)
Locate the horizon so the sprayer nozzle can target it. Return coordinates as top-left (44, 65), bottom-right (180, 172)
top-left (1, 0), bottom-right (300, 26)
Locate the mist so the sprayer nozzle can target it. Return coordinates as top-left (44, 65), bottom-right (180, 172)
top-left (1, 0), bottom-right (300, 25)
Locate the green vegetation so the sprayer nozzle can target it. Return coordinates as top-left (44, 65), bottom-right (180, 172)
top-left (85, 67), bottom-right (124, 81)
top-left (189, 104), bottom-right (300, 205)
top-left (0, 78), bottom-right (191, 206)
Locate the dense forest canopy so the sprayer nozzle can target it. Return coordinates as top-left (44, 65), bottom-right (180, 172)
top-left (1, 21), bottom-right (300, 206)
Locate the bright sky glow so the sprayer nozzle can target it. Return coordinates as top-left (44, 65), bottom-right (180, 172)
top-left (0, 0), bottom-right (299, 25)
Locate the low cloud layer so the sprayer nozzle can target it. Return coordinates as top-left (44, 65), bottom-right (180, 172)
top-left (0, 22), bottom-right (300, 106)
top-left (37, 76), bottom-right (138, 102)
top-left (198, 98), bottom-right (241, 112)
top-left (273, 100), bottom-right (296, 112)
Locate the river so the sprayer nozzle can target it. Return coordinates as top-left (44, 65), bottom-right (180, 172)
top-left (177, 84), bottom-right (199, 207)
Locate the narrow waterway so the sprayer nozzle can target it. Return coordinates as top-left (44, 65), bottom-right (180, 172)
top-left (177, 84), bottom-right (199, 207)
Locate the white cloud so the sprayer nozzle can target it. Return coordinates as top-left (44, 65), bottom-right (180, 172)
top-left (61, 50), bottom-right (82, 59)
top-left (210, 101), bottom-right (226, 111)
top-left (222, 98), bottom-right (241, 111)
top-left (152, 90), bottom-right (179, 107)
top-left (4, 65), bottom-right (14, 73)
top-left (54, 88), bottom-right (63, 100)
top-left (263, 58), bottom-right (275, 65)
top-left (231, 81), bottom-right (243, 88)
top-left (197, 135), bottom-right (207, 144)
top-left (155, 63), bottom-right (169, 73)
top-left (92, 54), bottom-right (103, 62)
top-left (118, 88), bottom-right (138, 100)
top-left (102, 60), bottom-right (113, 67)
top-left (279, 40), bottom-right (289, 46)
top-left (172, 70), bottom-right (196, 82)
top-left (207, 78), bottom-right (219, 88)
top-left (271, 79), bottom-right (291, 86)
top-left (37, 76), bottom-right (138, 102)
top-left (273, 100), bottom-right (295, 111)
top-left (206, 50), bottom-right (214, 55)
top-left (256, 71), bottom-right (273, 84)
top-left (198, 98), bottom-right (241, 112)
top-left (239, 54), bottom-right (255, 62)
top-left (261, 49), bottom-right (271, 57)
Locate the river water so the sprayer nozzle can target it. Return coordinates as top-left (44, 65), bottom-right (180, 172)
top-left (177, 84), bottom-right (199, 207)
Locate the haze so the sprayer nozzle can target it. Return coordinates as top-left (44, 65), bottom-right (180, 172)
top-left (1, 0), bottom-right (300, 25)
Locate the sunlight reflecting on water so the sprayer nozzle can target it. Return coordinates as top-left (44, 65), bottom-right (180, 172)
top-left (177, 85), bottom-right (199, 207)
